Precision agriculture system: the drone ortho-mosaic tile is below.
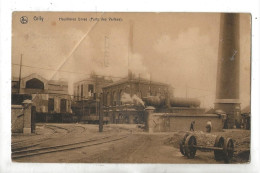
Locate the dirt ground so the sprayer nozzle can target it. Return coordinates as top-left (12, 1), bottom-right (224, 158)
top-left (12, 124), bottom-right (250, 164)
top-left (164, 129), bottom-right (250, 163)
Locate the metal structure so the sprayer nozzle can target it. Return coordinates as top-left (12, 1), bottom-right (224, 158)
top-left (179, 134), bottom-right (234, 163)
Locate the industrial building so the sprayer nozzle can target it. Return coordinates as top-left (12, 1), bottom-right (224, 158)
top-left (71, 73), bottom-right (113, 123)
top-left (102, 71), bottom-right (173, 124)
top-left (12, 73), bottom-right (72, 123)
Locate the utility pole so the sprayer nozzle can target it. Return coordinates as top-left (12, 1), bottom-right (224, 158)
top-left (82, 95), bottom-right (84, 122)
top-left (99, 94), bottom-right (103, 132)
top-left (95, 75), bottom-right (98, 115)
top-left (18, 54), bottom-right (23, 94)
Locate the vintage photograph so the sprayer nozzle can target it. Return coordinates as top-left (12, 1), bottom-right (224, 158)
top-left (11, 12), bottom-right (251, 163)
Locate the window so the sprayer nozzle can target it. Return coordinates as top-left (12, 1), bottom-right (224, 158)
top-left (48, 98), bottom-right (54, 112)
top-left (26, 78), bottom-right (44, 89)
top-left (106, 92), bottom-right (110, 106)
top-left (60, 99), bottom-right (67, 113)
top-left (88, 84), bottom-right (94, 97)
top-left (113, 92), bottom-right (117, 106)
top-left (81, 84), bottom-right (83, 98)
top-left (77, 86), bottom-right (80, 100)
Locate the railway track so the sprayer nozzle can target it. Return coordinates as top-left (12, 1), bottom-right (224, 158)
top-left (45, 124), bottom-right (71, 133)
top-left (12, 124), bottom-right (75, 151)
top-left (12, 134), bottom-right (130, 159)
top-left (70, 125), bottom-right (87, 133)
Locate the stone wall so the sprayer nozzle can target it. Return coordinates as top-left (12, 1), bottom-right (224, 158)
top-left (11, 105), bottom-right (24, 133)
top-left (11, 100), bottom-right (33, 134)
top-left (146, 109), bottom-right (223, 132)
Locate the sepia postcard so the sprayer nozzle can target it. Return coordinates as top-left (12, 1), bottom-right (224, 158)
top-left (10, 12), bottom-right (251, 164)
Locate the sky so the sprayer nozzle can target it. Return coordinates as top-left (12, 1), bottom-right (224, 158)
top-left (12, 12), bottom-right (251, 109)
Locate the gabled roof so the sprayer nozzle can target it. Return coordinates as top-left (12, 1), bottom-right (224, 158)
top-left (22, 73), bottom-right (48, 84)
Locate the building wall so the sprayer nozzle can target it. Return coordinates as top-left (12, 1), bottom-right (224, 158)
top-left (158, 107), bottom-right (206, 114)
top-left (148, 113), bottom-right (223, 132)
top-left (103, 105), bottom-right (144, 124)
top-left (103, 81), bottom-right (171, 107)
top-left (101, 76), bottom-right (172, 124)
top-left (12, 74), bottom-right (72, 115)
top-left (73, 76), bottom-right (112, 101)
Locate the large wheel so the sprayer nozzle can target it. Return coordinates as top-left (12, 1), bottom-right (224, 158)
top-left (179, 133), bottom-right (190, 156)
top-left (184, 135), bottom-right (197, 159)
top-left (214, 136), bottom-right (225, 161)
top-left (223, 138), bottom-right (234, 163)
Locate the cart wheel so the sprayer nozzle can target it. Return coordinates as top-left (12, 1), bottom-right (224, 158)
top-left (223, 138), bottom-right (234, 163)
top-left (179, 133), bottom-right (190, 156)
top-left (214, 135), bottom-right (225, 161)
top-left (184, 135), bottom-right (197, 159)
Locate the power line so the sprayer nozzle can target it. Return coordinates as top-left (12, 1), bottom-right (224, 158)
top-left (12, 63), bottom-right (125, 79)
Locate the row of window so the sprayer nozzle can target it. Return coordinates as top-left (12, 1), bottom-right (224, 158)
top-left (74, 84), bottom-right (94, 100)
top-left (103, 89), bottom-right (168, 106)
top-left (48, 98), bottom-right (67, 113)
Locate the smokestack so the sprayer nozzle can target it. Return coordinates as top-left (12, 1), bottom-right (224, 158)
top-left (215, 13), bottom-right (241, 128)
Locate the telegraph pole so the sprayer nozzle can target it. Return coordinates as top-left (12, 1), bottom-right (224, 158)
top-left (18, 54), bottom-right (23, 94)
top-left (95, 75), bottom-right (103, 132)
top-left (99, 94), bottom-right (103, 132)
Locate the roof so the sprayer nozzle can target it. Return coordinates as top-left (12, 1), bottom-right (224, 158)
top-left (103, 76), bottom-right (170, 89)
top-left (48, 80), bottom-right (68, 86)
top-left (74, 76), bottom-right (113, 86)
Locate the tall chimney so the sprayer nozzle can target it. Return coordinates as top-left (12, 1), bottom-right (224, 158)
top-left (215, 13), bottom-right (241, 128)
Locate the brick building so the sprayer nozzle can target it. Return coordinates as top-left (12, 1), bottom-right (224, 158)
top-left (102, 72), bottom-right (173, 124)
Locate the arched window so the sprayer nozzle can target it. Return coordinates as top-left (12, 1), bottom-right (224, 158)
top-left (112, 91), bottom-right (117, 106)
top-left (25, 78), bottom-right (44, 89)
top-left (118, 90), bottom-right (123, 105)
top-left (106, 92), bottom-right (110, 106)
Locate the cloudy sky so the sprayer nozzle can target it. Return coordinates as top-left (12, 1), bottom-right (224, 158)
top-left (12, 12), bottom-right (251, 109)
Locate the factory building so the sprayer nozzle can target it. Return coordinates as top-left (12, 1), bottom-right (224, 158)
top-left (102, 71), bottom-right (173, 124)
top-left (71, 74), bottom-right (113, 123)
top-left (12, 73), bottom-right (72, 122)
